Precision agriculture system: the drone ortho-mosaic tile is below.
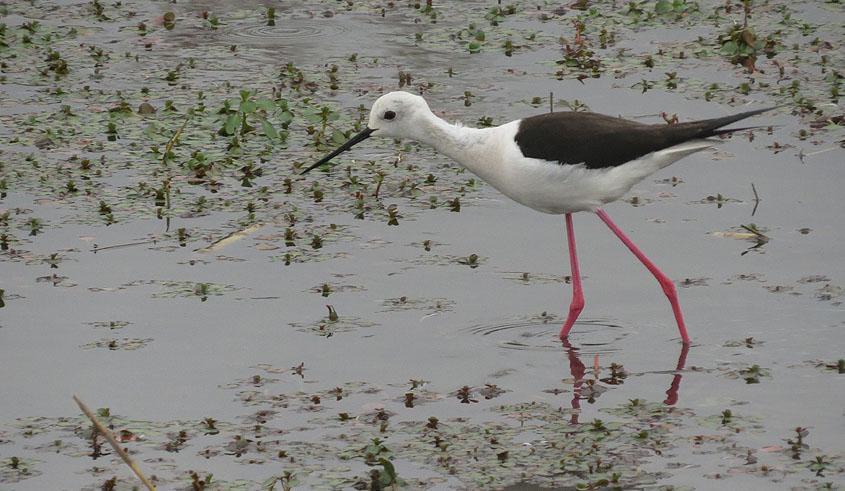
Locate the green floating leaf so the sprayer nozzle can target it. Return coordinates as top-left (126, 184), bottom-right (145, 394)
top-left (304, 111), bottom-right (324, 123)
top-left (720, 41), bottom-right (738, 55)
top-left (331, 130), bottom-right (348, 145)
top-left (254, 98), bottom-right (275, 112)
top-left (221, 113), bottom-right (240, 135)
top-left (278, 111), bottom-right (294, 125)
top-left (240, 113), bottom-right (255, 135)
top-left (655, 0), bottom-right (672, 13)
top-left (378, 458), bottom-right (397, 486)
top-left (240, 99), bottom-right (256, 114)
top-left (261, 119), bottom-right (279, 140)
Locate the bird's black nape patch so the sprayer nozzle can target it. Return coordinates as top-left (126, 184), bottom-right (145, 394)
top-left (514, 107), bottom-right (775, 169)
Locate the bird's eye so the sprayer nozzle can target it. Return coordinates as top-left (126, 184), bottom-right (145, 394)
top-left (383, 110), bottom-right (396, 120)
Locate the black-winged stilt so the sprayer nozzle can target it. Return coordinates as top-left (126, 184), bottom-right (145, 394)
top-left (301, 91), bottom-right (775, 344)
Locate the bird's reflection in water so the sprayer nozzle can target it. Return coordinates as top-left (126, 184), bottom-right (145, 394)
top-left (561, 339), bottom-right (689, 424)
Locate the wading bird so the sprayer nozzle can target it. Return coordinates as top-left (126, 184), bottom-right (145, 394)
top-left (301, 91), bottom-right (774, 344)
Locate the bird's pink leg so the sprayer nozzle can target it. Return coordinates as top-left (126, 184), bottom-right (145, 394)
top-left (559, 213), bottom-right (585, 340)
top-left (594, 208), bottom-right (691, 344)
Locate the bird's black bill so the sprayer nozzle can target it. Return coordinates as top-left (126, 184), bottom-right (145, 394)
top-left (300, 127), bottom-right (375, 175)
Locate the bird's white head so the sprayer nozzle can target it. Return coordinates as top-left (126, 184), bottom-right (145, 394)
top-left (300, 91), bottom-right (434, 174)
top-left (366, 91), bottom-right (432, 139)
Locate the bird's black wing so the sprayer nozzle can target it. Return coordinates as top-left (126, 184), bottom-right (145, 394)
top-left (513, 108), bottom-right (774, 169)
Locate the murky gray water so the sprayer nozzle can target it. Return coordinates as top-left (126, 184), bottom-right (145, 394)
top-left (1, 0), bottom-right (843, 489)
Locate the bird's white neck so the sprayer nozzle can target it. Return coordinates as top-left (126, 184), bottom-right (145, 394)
top-left (412, 112), bottom-right (494, 174)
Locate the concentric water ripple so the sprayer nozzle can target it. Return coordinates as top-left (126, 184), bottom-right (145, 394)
top-left (464, 313), bottom-right (629, 353)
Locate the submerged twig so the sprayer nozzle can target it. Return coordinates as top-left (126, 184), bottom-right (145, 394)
top-left (161, 116), bottom-right (190, 232)
top-left (162, 117), bottom-right (190, 166)
top-left (72, 395), bottom-right (157, 491)
top-left (751, 182), bottom-right (760, 216)
top-left (92, 238), bottom-right (159, 253)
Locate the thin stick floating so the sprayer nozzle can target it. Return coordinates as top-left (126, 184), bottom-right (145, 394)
top-left (73, 395), bottom-right (157, 491)
top-left (92, 238), bottom-right (159, 253)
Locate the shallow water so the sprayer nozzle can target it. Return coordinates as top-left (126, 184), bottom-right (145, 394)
top-left (1, 0), bottom-right (843, 489)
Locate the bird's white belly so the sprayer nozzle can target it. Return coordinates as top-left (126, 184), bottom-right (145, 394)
top-left (473, 155), bottom-right (635, 215)
top-left (491, 141), bottom-right (712, 214)
top-left (500, 158), bottom-right (621, 214)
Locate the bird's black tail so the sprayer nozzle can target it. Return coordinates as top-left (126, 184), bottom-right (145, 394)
top-left (683, 106), bottom-right (781, 138)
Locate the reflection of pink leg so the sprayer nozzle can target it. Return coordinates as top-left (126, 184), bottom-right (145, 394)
top-left (595, 208), bottom-right (691, 344)
top-left (562, 338), bottom-right (586, 424)
top-left (664, 343), bottom-right (689, 405)
top-left (559, 213), bottom-right (585, 340)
